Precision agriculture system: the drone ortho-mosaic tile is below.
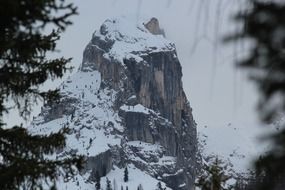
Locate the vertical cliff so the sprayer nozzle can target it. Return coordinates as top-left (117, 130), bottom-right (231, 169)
top-left (29, 17), bottom-right (197, 190)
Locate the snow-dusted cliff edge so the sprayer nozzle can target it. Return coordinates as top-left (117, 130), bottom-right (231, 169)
top-left (29, 17), bottom-right (197, 190)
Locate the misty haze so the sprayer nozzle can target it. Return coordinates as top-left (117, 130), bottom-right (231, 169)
top-left (1, 0), bottom-right (284, 190)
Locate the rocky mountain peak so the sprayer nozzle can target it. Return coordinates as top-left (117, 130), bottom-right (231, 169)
top-left (80, 17), bottom-right (174, 71)
top-left (144, 17), bottom-right (165, 36)
top-left (29, 17), bottom-right (197, 190)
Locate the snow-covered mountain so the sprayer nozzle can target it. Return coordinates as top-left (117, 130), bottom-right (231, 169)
top-left (29, 17), bottom-right (197, 190)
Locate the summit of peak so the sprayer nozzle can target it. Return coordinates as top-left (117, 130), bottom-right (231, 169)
top-left (143, 17), bottom-right (165, 36)
top-left (87, 16), bottom-right (174, 64)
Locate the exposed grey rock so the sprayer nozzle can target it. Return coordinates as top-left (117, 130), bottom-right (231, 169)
top-left (144, 17), bottom-right (166, 36)
top-left (87, 150), bottom-right (113, 180)
top-left (40, 96), bottom-right (78, 123)
top-left (81, 17), bottom-right (197, 190)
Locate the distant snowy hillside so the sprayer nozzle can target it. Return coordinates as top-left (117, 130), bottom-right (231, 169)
top-left (198, 121), bottom-right (275, 174)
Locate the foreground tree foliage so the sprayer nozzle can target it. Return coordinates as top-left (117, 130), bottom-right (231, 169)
top-left (0, 0), bottom-right (83, 189)
top-left (228, 0), bottom-right (285, 189)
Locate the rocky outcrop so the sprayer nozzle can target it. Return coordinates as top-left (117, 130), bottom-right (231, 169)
top-left (39, 96), bottom-right (78, 123)
top-left (87, 150), bottom-right (113, 180)
top-left (144, 17), bottom-right (165, 36)
top-left (30, 17), bottom-right (197, 190)
top-left (81, 17), bottom-right (197, 190)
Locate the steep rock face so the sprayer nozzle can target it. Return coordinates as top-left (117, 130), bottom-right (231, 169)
top-left (30, 17), bottom-right (197, 190)
top-left (87, 150), bottom-right (113, 180)
top-left (81, 17), bottom-right (197, 189)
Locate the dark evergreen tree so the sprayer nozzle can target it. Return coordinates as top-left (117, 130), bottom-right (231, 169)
top-left (106, 177), bottom-right (112, 190)
top-left (0, 0), bottom-right (82, 189)
top-left (137, 184), bottom-right (143, 190)
top-left (124, 166), bottom-right (129, 182)
top-left (71, 112), bottom-right (75, 120)
top-left (196, 156), bottom-right (232, 190)
top-left (227, 1), bottom-right (285, 189)
top-left (95, 171), bottom-right (101, 190)
top-left (156, 182), bottom-right (163, 190)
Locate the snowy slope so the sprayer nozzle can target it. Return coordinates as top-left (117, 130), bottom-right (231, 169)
top-left (30, 71), bottom-right (122, 157)
top-left (198, 121), bottom-right (275, 174)
top-left (101, 165), bottom-right (170, 190)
